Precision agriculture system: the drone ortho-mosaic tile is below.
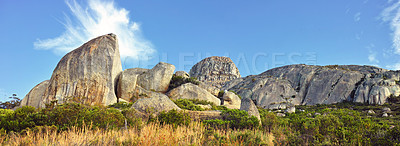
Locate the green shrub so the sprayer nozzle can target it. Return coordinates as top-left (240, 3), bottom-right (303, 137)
top-left (121, 108), bottom-right (142, 128)
top-left (204, 109), bottom-right (259, 130)
top-left (173, 99), bottom-right (205, 111)
top-left (0, 106), bottom-right (37, 132)
top-left (218, 90), bottom-right (225, 98)
top-left (168, 75), bottom-right (200, 91)
top-left (1, 103), bottom-right (126, 133)
top-left (158, 109), bottom-right (191, 127)
top-left (107, 102), bottom-right (133, 110)
top-left (259, 108), bottom-right (278, 132)
top-left (211, 105), bottom-right (228, 111)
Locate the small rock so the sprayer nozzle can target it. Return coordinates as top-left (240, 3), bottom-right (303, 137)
top-left (367, 110), bottom-right (375, 114)
top-left (276, 113), bottom-right (286, 117)
top-left (382, 113), bottom-right (389, 117)
top-left (307, 113), bottom-right (312, 116)
top-left (314, 113), bottom-right (321, 116)
top-left (175, 71), bottom-right (190, 78)
top-left (285, 106), bottom-right (296, 113)
top-left (382, 107), bottom-right (391, 113)
top-left (390, 125), bottom-right (396, 129)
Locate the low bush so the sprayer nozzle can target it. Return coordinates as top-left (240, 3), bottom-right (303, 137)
top-left (173, 99), bottom-right (205, 111)
top-left (168, 75), bottom-right (200, 91)
top-left (204, 109), bottom-right (259, 129)
top-left (0, 103), bottom-right (126, 133)
top-left (158, 109), bottom-right (191, 127)
top-left (121, 108), bottom-right (143, 128)
top-left (107, 101), bottom-right (133, 110)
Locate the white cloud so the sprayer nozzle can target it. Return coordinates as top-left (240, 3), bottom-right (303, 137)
top-left (354, 12), bottom-right (361, 22)
top-left (34, 0), bottom-right (155, 60)
top-left (368, 52), bottom-right (379, 63)
top-left (387, 63), bottom-right (400, 70)
top-left (380, 1), bottom-right (400, 55)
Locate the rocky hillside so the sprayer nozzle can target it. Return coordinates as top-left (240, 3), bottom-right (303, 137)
top-left (223, 64), bottom-right (400, 109)
top-left (19, 34), bottom-right (400, 117)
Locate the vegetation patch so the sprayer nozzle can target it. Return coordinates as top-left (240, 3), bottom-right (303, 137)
top-left (204, 109), bottom-right (259, 129)
top-left (168, 75), bottom-right (200, 91)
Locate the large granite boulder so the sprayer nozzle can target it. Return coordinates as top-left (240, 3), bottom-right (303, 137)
top-left (222, 91), bottom-right (241, 109)
top-left (116, 68), bottom-right (149, 102)
top-left (190, 56), bottom-right (240, 88)
top-left (198, 82), bottom-right (220, 97)
top-left (167, 83), bottom-right (221, 105)
top-left (131, 91), bottom-right (181, 115)
top-left (41, 34), bottom-right (122, 106)
top-left (19, 80), bottom-right (49, 108)
top-left (137, 62), bottom-right (175, 93)
top-left (240, 97), bottom-right (261, 122)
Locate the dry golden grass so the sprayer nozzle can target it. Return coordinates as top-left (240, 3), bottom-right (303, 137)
top-left (0, 121), bottom-right (274, 146)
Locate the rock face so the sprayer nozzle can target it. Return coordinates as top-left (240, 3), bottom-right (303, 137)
top-left (167, 83), bottom-right (221, 105)
top-left (198, 82), bottom-right (220, 97)
top-left (42, 34), bottom-right (122, 106)
top-left (222, 91), bottom-right (241, 109)
top-left (131, 91), bottom-right (181, 115)
top-left (19, 80), bottom-right (49, 108)
top-left (354, 78), bottom-right (400, 104)
top-left (137, 62), bottom-right (175, 93)
top-left (190, 56), bottom-right (241, 88)
top-left (117, 68), bottom-right (149, 101)
top-left (224, 64), bottom-right (398, 108)
top-left (240, 98), bottom-right (261, 122)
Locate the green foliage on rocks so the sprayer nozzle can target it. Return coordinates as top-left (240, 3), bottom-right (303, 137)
top-left (173, 99), bottom-right (205, 111)
top-left (168, 75), bottom-right (200, 91)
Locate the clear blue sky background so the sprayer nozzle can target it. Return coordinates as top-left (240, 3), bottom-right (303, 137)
top-left (0, 0), bottom-right (399, 101)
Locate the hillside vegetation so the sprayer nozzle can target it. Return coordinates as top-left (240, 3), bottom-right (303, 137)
top-left (1, 97), bottom-right (400, 145)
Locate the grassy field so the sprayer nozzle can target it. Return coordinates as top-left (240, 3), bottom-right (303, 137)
top-left (0, 121), bottom-right (274, 146)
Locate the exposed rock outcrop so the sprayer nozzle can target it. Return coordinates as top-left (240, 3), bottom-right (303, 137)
top-left (117, 68), bottom-right (149, 102)
top-left (167, 83), bottom-right (221, 105)
top-left (42, 34), bottom-right (122, 106)
top-left (19, 80), bottom-right (49, 108)
top-left (224, 64), bottom-right (398, 108)
top-left (137, 62), bottom-right (175, 93)
top-left (198, 82), bottom-right (220, 97)
top-left (222, 91), bottom-right (241, 109)
top-left (190, 56), bottom-right (240, 88)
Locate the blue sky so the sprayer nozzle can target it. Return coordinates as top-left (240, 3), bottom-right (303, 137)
top-left (1, 0), bottom-right (399, 101)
